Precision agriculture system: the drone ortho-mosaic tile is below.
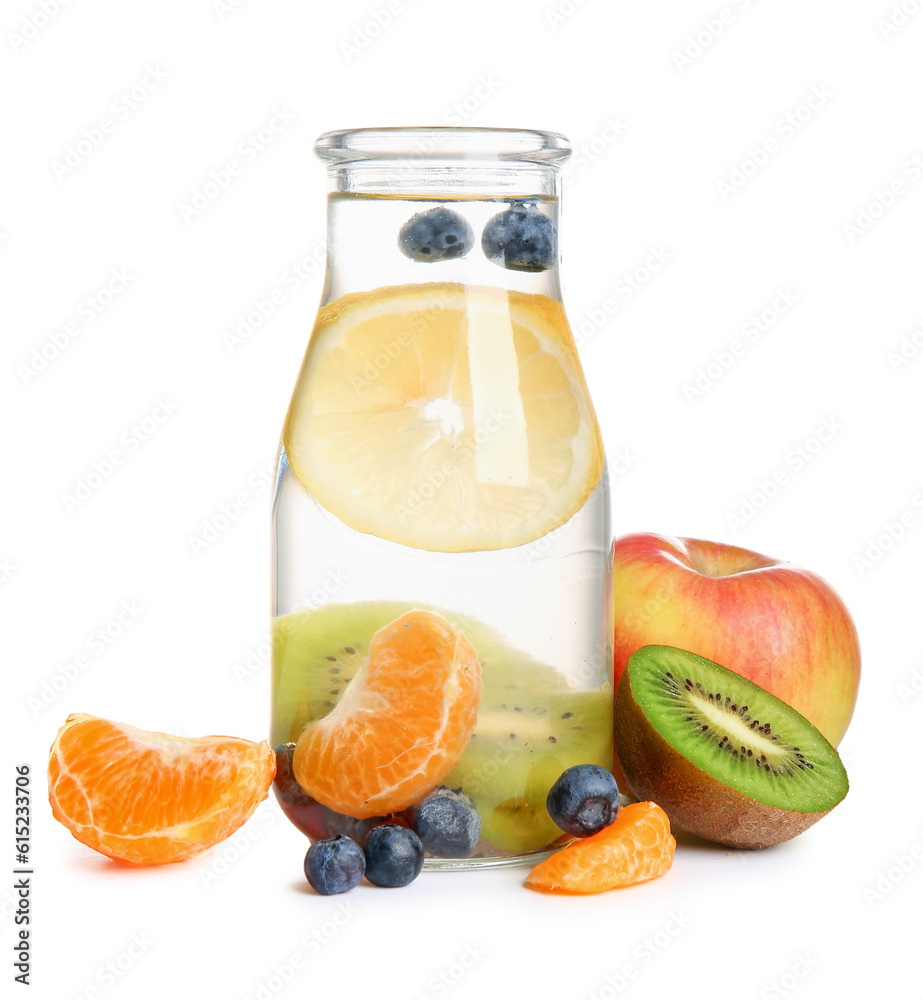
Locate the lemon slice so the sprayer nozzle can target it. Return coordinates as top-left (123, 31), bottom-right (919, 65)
top-left (283, 282), bottom-right (603, 552)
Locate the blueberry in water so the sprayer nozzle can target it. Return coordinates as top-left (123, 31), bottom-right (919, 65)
top-left (363, 824), bottom-right (425, 887)
top-left (412, 786), bottom-right (481, 858)
top-left (304, 836), bottom-right (366, 895)
top-left (398, 206), bottom-right (474, 262)
top-left (272, 743), bottom-right (312, 805)
top-left (481, 202), bottom-right (556, 272)
top-left (318, 807), bottom-right (390, 849)
top-left (546, 764), bottom-right (621, 838)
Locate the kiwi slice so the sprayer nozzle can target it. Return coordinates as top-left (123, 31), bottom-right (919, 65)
top-left (271, 600), bottom-right (613, 854)
top-left (614, 645), bottom-right (848, 849)
top-left (446, 689), bottom-right (614, 853)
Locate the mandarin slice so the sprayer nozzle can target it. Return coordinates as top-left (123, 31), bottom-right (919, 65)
top-left (293, 610), bottom-right (482, 818)
top-left (524, 801), bottom-right (675, 893)
top-left (48, 714), bottom-right (275, 866)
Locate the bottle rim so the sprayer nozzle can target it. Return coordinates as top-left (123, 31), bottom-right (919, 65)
top-left (314, 127), bottom-right (572, 165)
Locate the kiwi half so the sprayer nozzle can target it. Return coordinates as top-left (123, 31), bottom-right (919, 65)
top-left (271, 600), bottom-right (613, 854)
top-left (613, 645), bottom-right (848, 849)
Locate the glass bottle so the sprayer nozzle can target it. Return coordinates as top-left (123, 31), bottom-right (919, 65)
top-left (271, 128), bottom-right (612, 868)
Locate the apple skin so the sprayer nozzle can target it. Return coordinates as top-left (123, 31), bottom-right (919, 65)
top-left (612, 534), bottom-right (860, 767)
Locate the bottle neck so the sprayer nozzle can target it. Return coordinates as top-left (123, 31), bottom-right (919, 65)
top-left (320, 164), bottom-right (565, 305)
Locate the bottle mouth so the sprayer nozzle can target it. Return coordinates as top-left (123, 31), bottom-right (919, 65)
top-left (314, 127), bottom-right (572, 165)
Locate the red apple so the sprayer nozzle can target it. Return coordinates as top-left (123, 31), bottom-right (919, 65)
top-left (612, 534), bottom-right (860, 769)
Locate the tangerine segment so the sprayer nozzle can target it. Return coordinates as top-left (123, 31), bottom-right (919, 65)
top-left (283, 283), bottom-right (603, 552)
top-left (524, 801), bottom-right (675, 894)
top-left (293, 610), bottom-right (482, 818)
top-left (48, 714), bottom-right (275, 866)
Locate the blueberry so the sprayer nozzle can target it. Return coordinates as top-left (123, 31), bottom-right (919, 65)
top-left (481, 203), bottom-right (556, 272)
top-left (412, 786), bottom-right (481, 858)
top-left (546, 765), bottom-right (620, 838)
top-left (398, 206), bottom-right (474, 262)
top-left (363, 824), bottom-right (424, 887)
top-left (304, 836), bottom-right (365, 895)
top-left (272, 743), bottom-right (312, 806)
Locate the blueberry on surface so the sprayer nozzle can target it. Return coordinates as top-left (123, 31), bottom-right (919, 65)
top-left (412, 786), bottom-right (481, 858)
top-left (398, 207), bottom-right (474, 262)
top-left (304, 836), bottom-right (366, 895)
top-left (481, 203), bottom-right (556, 272)
top-left (546, 764), bottom-right (620, 838)
top-left (363, 824), bottom-right (425, 887)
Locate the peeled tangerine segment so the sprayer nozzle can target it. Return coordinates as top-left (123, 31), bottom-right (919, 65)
top-left (283, 282), bottom-right (603, 552)
top-left (271, 600), bottom-right (614, 853)
top-left (293, 611), bottom-right (483, 818)
top-left (47, 714), bottom-right (275, 865)
top-left (525, 801), bottom-right (676, 893)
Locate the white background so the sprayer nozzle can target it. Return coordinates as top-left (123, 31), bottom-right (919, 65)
top-left (3, 1), bottom-right (921, 997)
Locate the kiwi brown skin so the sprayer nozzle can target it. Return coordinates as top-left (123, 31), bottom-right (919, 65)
top-left (614, 668), bottom-right (841, 850)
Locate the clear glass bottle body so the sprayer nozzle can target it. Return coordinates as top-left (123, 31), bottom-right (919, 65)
top-left (271, 129), bottom-right (612, 868)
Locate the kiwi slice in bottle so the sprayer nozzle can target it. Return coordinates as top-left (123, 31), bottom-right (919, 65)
top-left (271, 600), bottom-right (613, 854)
top-left (614, 645), bottom-right (849, 849)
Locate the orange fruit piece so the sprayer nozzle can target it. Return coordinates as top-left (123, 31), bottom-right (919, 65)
top-left (293, 610), bottom-right (482, 818)
top-left (524, 801), bottom-right (675, 894)
top-left (48, 714), bottom-right (275, 866)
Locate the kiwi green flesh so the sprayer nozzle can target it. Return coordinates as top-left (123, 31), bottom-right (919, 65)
top-left (271, 600), bottom-right (575, 745)
top-left (615, 646), bottom-right (848, 849)
top-left (271, 601), bottom-right (613, 854)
